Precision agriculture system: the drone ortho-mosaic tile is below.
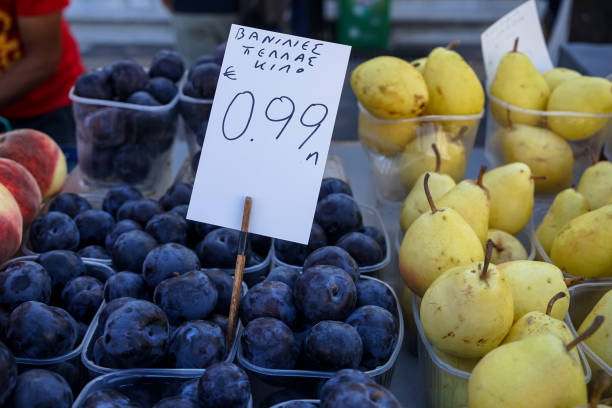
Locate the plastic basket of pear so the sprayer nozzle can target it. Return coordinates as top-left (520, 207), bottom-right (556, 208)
top-left (485, 39), bottom-right (612, 196)
top-left (350, 43), bottom-right (484, 202)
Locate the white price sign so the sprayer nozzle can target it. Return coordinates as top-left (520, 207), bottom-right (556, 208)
top-left (187, 25), bottom-right (351, 244)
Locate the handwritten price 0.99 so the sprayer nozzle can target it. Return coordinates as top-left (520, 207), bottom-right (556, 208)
top-left (222, 91), bottom-right (328, 165)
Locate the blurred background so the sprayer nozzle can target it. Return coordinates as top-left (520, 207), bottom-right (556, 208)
top-left (68, 0), bottom-right (612, 144)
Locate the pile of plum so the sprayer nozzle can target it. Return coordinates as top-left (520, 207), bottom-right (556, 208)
top-left (73, 50), bottom-right (185, 183)
top-left (274, 178), bottom-right (387, 267)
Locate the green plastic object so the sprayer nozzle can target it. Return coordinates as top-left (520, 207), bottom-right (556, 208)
top-left (337, 0), bottom-right (390, 49)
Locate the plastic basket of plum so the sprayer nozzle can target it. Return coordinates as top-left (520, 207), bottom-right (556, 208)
top-left (73, 362), bottom-right (253, 408)
top-left (22, 183), bottom-right (273, 284)
top-left (273, 177), bottom-right (390, 276)
top-left (237, 252), bottom-right (404, 388)
top-left (70, 50), bottom-right (185, 191)
top-left (0, 253), bottom-right (115, 395)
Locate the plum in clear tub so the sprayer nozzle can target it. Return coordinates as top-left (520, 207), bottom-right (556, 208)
top-left (270, 400), bottom-right (320, 407)
top-left (237, 276), bottom-right (403, 388)
top-left (485, 93), bottom-right (612, 197)
top-left (178, 78), bottom-right (212, 156)
top-left (413, 293), bottom-right (592, 408)
top-left (73, 369), bottom-right (253, 408)
top-left (206, 246), bottom-right (272, 288)
top-left (272, 203), bottom-right (390, 278)
top-left (81, 282), bottom-right (248, 377)
top-left (358, 102), bottom-right (482, 203)
top-left (69, 86), bottom-right (179, 195)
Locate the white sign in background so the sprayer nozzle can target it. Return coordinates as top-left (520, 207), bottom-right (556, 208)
top-left (481, 0), bottom-right (554, 88)
top-left (187, 25), bottom-right (351, 244)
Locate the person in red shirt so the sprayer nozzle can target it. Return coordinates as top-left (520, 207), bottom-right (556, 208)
top-left (0, 0), bottom-right (84, 146)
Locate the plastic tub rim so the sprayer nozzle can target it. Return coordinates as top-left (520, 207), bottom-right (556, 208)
top-left (488, 92), bottom-right (612, 119)
top-left (69, 86), bottom-right (180, 112)
top-left (269, 400), bottom-right (320, 408)
top-left (357, 101), bottom-right (484, 124)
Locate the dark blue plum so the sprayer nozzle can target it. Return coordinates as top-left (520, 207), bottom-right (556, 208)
top-left (239, 281), bottom-right (297, 327)
top-left (336, 232), bottom-right (384, 266)
top-left (246, 251), bottom-right (264, 267)
top-left (362, 226), bottom-right (387, 254)
top-left (321, 381), bottom-right (400, 408)
top-left (74, 209), bottom-right (115, 248)
top-left (145, 77), bottom-right (178, 104)
top-left (6, 369), bottom-right (73, 408)
top-left (83, 389), bottom-right (140, 408)
top-left (145, 213), bottom-right (188, 245)
top-left (195, 228), bottom-right (261, 268)
top-left (80, 145), bottom-right (115, 180)
top-left (48, 193), bottom-right (92, 218)
top-left (169, 320), bottom-right (225, 368)
top-left (318, 177), bottom-right (353, 201)
top-left (209, 314), bottom-right (228, 335)
top-left (159, 182), bottom-right (192, 210)
top-left (29, 211), bottom-right (80, 253)
top-left (0, 307), bottom-right (8, 339)
top-left (108, 60), bottom-right (148, 100)
top-left (7, 301), bottom-right (78, 358)
top-left (111, 230), bottom-right (158, 272)
top-left (282, 402), bottom-right (317, 408)
top-left (0, 341), bottom-right (16, 405)
top-left (113, 144), bottom-right (152, 184)
top-left (214, 43), bottom-right (226, 65)
top-left (101, 299), bottom-right (169, 368)
top-left (304, 321), bottom-right (363, 370)
top-left (61, 276), bottom-right (104, 322)
top-left (319, 369), bottom-right (375, 401)
top-left (116, 198), bottom-right (163, 226)
top-left (150, 50), bottom-right (185, 82)
top-left (104, 272), bottom-right (147, 301)
top-left (142, 243), bottom-right (200, 288)
top-left (184, 63), bottom-right (220, 99)
top-left (249, 233), bottom-right (271, 258)
top-left (177, 378), bottom-right (199, 403)
top-left (0, 260), bottom-right (51, 310)
top-left (78, 245), bottom-right (110, 259)
top-left (37, 250), bottom-right (86, 294)
top-left (202, 269), bottom-right (233, 315)
top-left (102, 185), bottom-right (143, 218)
top-left (153, 396), bottom-right (196, 408)
top-left (126, 91), bottom-right (160, 106)
top-left (357, 279), bottom-right (395, 313)
top-left (265, 266), bottom-right (300, 290)
top-left (84, 263), bottom-right (115, 283)
top-left (191, 150), bottom-right (200, 175)
top-left (98, 297), bottom-right (137, 327)
top-left (76, 321), bottom-right (88, 343)
top-left (74, 70), bottom-right (112, 100)
top-left (346, 305), bottom-right (397, 369)
top-left (192, 221), bottom-right (219, 241)
top-left (83, 108), bottom-right (129, 148)
top-left (190, 55), bottom-right (216, 70)
top-left (197, 362), bottom-right (251, 408)
top-left (314, 193), bottom-right (363, 243)
top-left (274, 223), bottom-right (327, 265)
top-left (242, 317), bottom-right (298, 369)
top-left (105, 219), bottom-right (142, 252)
top-left (303, 246), bottom-right (360, 283)
top-left (153, 270), bottom-right (216, 324)
top-left (294, 265), bottom-right (356, 322)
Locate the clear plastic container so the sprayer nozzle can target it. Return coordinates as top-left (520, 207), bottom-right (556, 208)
top-left (178, 79), bottom-right (212, 156)
top-left (237, 276), bottom-right (404, 388)
top-left (358, 102), bottom-right (483, 202)
top-left (272, 203), bottom-right (391, 277)
top-left (81, 282), bottom-right (248, 377)
top-left (69, 84), bottom-right (180, 195)
top-left (270, 400), bottom-right (320, 407)
top-left (73, 369), bottom-right (253, 408)
top-left (485, 93), bottom-right (612, 197)
top-left (413, 291), bottom-right (592, 408)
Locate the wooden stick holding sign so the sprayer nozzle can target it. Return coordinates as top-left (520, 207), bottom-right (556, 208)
top-left (226, 196), bottom-right (252, 349)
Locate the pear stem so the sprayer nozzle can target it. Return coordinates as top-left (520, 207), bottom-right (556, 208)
top-left (480, 240), bottom-right (495, 281)
top-left (451, 125), bottom-right (469, 142)
top-left (446, 40), bottom-right (461, 50)
top-left (424, 173), bottom-right (438, 214)
top-left (513, 37), bottom-right (519, 53)
top-left (477, 165), bottom-right (487, 189)
top-left (564, 276), bottom-right (585, 286)
top-left (566, 315), bottom-right (605, 352)
top-left (530, 175), bottom-right (547, 180)
top-left (589, 148), bottom-right (599, 165)
top-left (545, 292), bottom-right (567, 316)
top-left (590, 370), bottom-right (611, 408)
top-left (432, 143), bottom-right (441, 172)
top-left (412, 61), bottom-right (421, 68)
top-left (506, 108), bottom-right (514, 129)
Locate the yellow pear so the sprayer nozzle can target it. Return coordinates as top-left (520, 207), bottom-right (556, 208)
top-left (420, 241), bottom-right (513, 358)
top-left (411, 57), bottom-right (427, 74)
top-left (498, 260), bottom-right (569, 322)
top-left (542, 67), bottom-right (581, 91)
top-left (357, 110), bottom-right (418, 155)
top-left (399, 153), bottom-right (456, 232)
top-left (503, 292), bottom-right (579, 361)
top-left (468, 332), bottom-right (590, 408)
top-left (487, 229), bottom-right (528, 263)
top-left (498, 123), bottom-right (574, 194)
top-left (434, 346), bottom-right (481, 372)
top-left (399, 173), bottom-right (484, 297)
top-left (350, 56), bottom-right (429, 120)
top-left (482, 162), bottom-right (534, 234)
top-left (548, 76), bottom-right (612, 141)
top-left (550, 205), bottom-right (612, 278)
top-left (577, 160), bottom-right (612, 210)
top-left (399, 125), bottom-right (466, 189)
top-left (578, 290), bottom-right (612, 366)
top-left (490, 38), bottom-right (550, 126)
top-left (536, 188), bottom-right (590, 255)
top-left (437, 165), bottom-right (490, 246)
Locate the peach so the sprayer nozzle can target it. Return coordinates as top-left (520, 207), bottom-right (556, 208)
top-left (0, 183), bottom-right (22, 264)
top-left (0, 158), bottom-right (42, 226)
top-left (0, 129), bottom-right (67, 199)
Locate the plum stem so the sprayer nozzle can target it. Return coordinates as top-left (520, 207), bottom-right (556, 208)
top-left (513, 37), bottom-right (519, 52)
top-left (480, 240), bottom-right (494, 281)
top-left (331, 285), bottom-right (338, 296)
top-left (530, 174), bottom-right (547, 180)
top-left (546, 292), bottom-right (567, 316)
top-left (590, 370), bottom-right (611, 408)
top-left (446, 40), bottom-right (461, 50)
top-left (424, 173), bottom-right (437, 213)
top-left (566, 315), bottom-right (605, 351)
top-left (432, 143), bottom-right (441, 172)
top-left (451, 125), bottom-right (469, 142)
